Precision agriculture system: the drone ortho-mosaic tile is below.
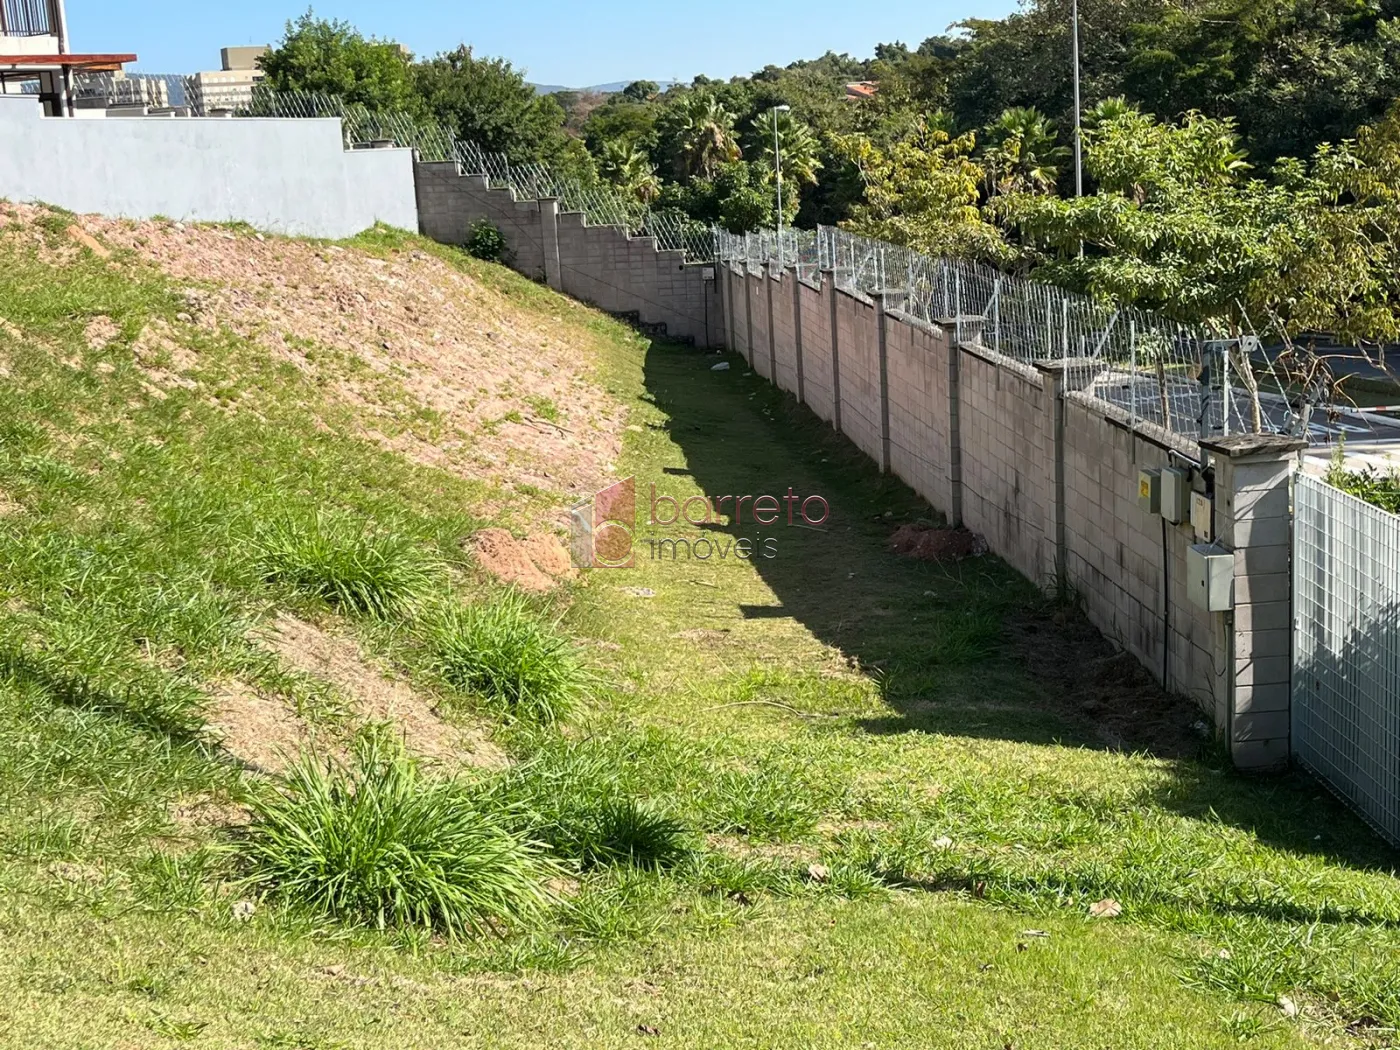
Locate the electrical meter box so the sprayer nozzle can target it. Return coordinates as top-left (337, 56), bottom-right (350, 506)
top-left (1137, 468), bottom-right (1161, 514)
top-left (1190, 491), bottom-right (1213, 542)
top-left (1187, 544), bottom-right (1234, 611)
top-left (1161, 466), bottom-right (1190, 524)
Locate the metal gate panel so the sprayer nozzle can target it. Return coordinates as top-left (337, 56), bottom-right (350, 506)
top-left (1293, 472), bottom-right (1400, 847)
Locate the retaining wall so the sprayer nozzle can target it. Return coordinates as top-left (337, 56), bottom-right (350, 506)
top-left (0, 96), bottom-right (417, 238)
top-left (722, 261), bottom-right (1302, 766)
top-left (415, 161), bottom-right (722, 346)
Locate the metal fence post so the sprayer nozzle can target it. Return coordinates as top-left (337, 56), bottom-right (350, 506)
top-left (1129, 319), bottom-right (1137, 431)
top-left (992, 276), bottom-right (1002, 355)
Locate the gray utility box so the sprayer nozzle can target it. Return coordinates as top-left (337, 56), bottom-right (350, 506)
top-left (1187, 544), bottom-right (1234, 611)
top-left (1161, 466), bottom-right (1191, 524)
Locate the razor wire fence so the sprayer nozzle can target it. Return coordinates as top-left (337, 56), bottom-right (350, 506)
top-left (715, 226), bottom-right (1279, 446)
top-left (243, 88), bottom-right (715, 259)
top-left (451, 140), bottom-right (714, 260)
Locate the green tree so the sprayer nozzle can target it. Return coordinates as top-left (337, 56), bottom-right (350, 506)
top-left (599, 139), bottom-right (661, 204)
top-left (582, 99), bottom-right (657, 154)
top-left (752, 109), bottom-right (823, 188)
top-left (412, 46), bottom-right (577, 169)
top-left (670, 94), bottom-right (741, 181)
top-left (259, 10), bottom-right (418, 112)
top-left (831, 119), bottom-right (1009, 261)
top-left (621, 80), bottom-right (659, 102)
top-left (715, 162), bottom-right (782, 232)
top-left (992, 104), bottom-right (1400, 341)
top-left (981, 107), bottom-right (1070, 194)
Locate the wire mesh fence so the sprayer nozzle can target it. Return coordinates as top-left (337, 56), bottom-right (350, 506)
top-left (716, 225), bottom-right (1279, 445)
top-left (451, 140), bottom-right (714, 260)
top-left (236, 88), bottom-right (715, 259)
top-left (1293, 472), bottom-right (1400, 848)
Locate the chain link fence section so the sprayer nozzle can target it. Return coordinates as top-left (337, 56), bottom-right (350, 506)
top-left (715, 225), bottom-right (1276, 445)
top-left (1293, 473), bottom-right (1400, 848)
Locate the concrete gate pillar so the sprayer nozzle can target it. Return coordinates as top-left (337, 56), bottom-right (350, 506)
top-left (1201, 433), bottom-right (1307, 771)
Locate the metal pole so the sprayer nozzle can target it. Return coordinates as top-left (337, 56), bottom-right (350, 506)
top-left (1072, 0), bottom-right (1083, 199)
top-left (772, 104), bottom-right (790, 269)
top-left (1129, 319), bottom-right (1137, 431)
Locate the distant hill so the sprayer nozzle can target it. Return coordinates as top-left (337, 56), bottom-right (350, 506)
top-left (531, 80), bottom-right (679, 95)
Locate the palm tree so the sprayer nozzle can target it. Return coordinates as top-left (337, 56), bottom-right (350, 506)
top-left (674, 94), bottom-right (740, 181)
top-left (599, 139), bottom-right (661, 205)
top-left (755, 109), bottom-right (823, 188)
top-left (983, 107), bottom-right (1071, 194)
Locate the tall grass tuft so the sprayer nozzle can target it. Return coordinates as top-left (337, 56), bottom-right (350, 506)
top-left (239, 735), bottom-right (557, 938)
top-left (251, 511), bottom-right (438, 618)
top-left (485, 737), bottom-right (689, 870)
top-left (428, 592), bottom-right (585, 723)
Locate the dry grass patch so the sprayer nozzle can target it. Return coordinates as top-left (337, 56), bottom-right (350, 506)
top-left (267, 613), bottom-right (506, 770)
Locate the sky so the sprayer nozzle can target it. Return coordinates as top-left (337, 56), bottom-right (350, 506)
top-left (66, 0), bottom-right (1019, 86)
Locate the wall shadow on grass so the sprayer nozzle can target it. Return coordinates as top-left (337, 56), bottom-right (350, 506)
top-left (637, 338), bottom-right (1399, 873)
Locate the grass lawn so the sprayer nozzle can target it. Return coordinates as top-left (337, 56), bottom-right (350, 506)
top-left (0, 213), bottom-right (1396, 1049)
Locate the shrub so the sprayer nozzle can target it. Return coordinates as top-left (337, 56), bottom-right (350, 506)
top-left (428, 592), bottom-right (585, 723)
top-left (239, 736), bottom-right (557, 938)
top-left (465, 219), bottom-right (508, 263)
top-left (252, 511), bottom-right (437, 618)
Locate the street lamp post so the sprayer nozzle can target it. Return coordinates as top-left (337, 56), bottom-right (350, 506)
top-left (772, 103), bottom-right (791, 268)
top-left (1071, 0), bottom-right (1083, 198)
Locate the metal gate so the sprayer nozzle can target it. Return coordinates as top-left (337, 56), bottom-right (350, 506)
top-left (1293, 472), bottom-right (1400, 847)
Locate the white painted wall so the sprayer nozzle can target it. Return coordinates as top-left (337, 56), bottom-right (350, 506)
top-left (0, 96), bottom-right (418, 238)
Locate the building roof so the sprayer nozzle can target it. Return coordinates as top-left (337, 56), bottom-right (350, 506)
top-left (844, 81), bottom-right (878, 100)
top-left (0, 53), bottom-right (136, 71)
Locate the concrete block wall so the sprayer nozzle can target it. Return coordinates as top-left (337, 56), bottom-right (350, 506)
top-left (734, 265), bottom-right (755, 364)
top-left (415, 161), bottom-right (721, 346)
top-left (798, 276), bottom-right (835, 424)
top-left (1205, 435), bottom-right (1305, 769)
top-left (415, 162), bottom-right (546, 278)
top-left (723, 259), bottom-right (1305, 767)
top-left (0, 96), bottom-right (418, 238)
top-left (884, 311), bottom-right (955, 523)
top-left (957, 344), bottom-right (1051, 584)
top-left (1062, 393), bottom-right (1221, 709)
top-left (835, 291), bottom-right (883, 466)
top-left (771, 269), bottom-right (799, 395)
top-left (748, 271), bottom-right (773, 381)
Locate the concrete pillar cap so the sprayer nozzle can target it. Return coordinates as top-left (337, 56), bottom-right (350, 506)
top-left (1200, 434), bottom-right (1307, 459)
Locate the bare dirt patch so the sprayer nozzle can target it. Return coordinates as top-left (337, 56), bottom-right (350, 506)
top-left (169, 794), bottom-right (253, 831)
top-left (890, 524), bottom-right (988, 562)
top-left (1008, 608), bottom-right (1207, 759)
top-left (0, 491), bottom-right (18, 517)
top-left (70, 211), bottom-right (624, 502)
top-left (674, 628), bottom-right (732, 646)
top-left (84, 315), bottom-right (119, 351)
top-left (204, 679), bottom-right (322, 774)
top-left (469, 528), bottom-right (576, 592)
top-left (267, 614), bottom-right (505, 770)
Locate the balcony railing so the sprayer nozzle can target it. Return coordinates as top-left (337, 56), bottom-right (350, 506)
top-left (0, 0), bottom-right (55, 37)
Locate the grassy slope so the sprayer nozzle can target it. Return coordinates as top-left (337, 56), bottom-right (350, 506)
top-left (0, 215), bottom-right (1396, 1049)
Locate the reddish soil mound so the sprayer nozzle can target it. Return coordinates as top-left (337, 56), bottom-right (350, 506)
top-left (470, 528), bottom-right (577, 592)
top-left (2, 202), bottom-right (625, 505)
top-left (889, 524), bottom-right (988, 562)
